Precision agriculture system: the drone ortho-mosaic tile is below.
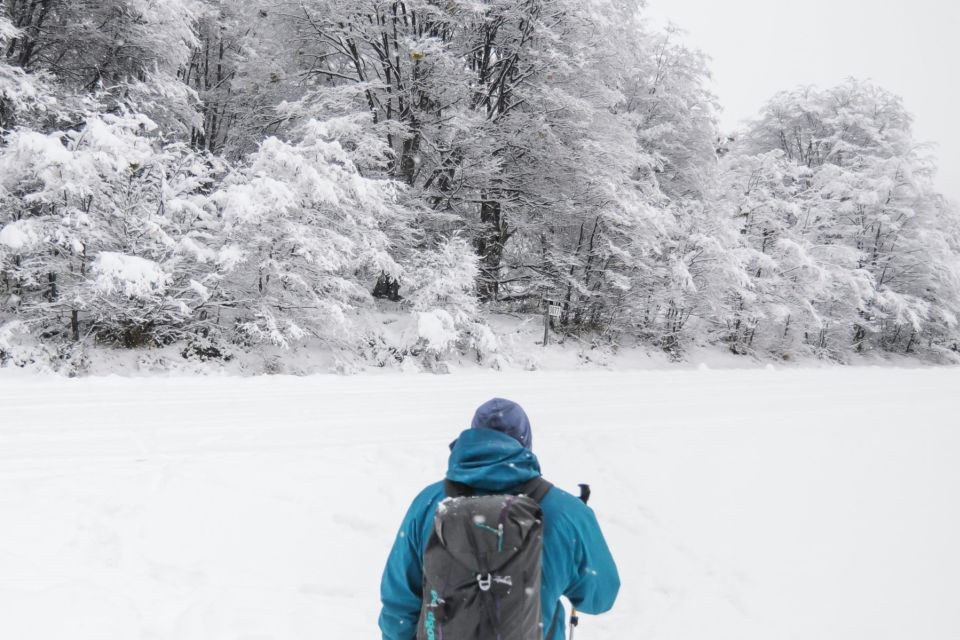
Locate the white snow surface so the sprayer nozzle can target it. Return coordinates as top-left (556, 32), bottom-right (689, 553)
top-left (1, 368), bottom-right (958, 639)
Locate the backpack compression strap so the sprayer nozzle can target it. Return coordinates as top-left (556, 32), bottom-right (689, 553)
top-left (443, 476), bottom-right (554, 503)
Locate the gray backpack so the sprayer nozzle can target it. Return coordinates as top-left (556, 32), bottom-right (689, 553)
top-left (418, 477), bottom-right (554, 640)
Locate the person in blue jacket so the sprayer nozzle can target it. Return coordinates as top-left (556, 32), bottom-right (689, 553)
top-left (379, 397), bottom-right (620, 639)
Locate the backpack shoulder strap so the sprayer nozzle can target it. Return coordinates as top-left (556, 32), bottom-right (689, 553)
top-left (517, 476), bottom-right (553, 503)
top-left (443, 478), bottom-right (474, 498)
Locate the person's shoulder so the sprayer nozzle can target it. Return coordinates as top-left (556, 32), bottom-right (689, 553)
top-left (409, 480), bottom-right (446, 513)
top-left (416, 479), bottom-right (446, 499)
top-left (540, 482), bottom-right (595, 525)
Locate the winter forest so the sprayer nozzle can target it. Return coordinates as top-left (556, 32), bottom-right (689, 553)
top-left (2, 0), bottom-right (959, 373)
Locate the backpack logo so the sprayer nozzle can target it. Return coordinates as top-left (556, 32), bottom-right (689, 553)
top-left (424, 589), bottom-right (441, 640)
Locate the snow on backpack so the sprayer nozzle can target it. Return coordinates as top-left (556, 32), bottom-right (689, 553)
top-left (418, 476), bottom-right (554, 640)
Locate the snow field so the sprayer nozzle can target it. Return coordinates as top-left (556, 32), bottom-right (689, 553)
top-left (1, 368), bottom-right (959, 639)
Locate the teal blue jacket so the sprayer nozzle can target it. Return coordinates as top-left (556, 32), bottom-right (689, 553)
top-left (378, 428), bottom-right (620, 639)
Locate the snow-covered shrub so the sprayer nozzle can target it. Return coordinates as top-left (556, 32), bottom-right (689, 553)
top-left (213, 118), bottom-right (413, 349)
top-left (0, 108), bottom-right (229, 347)
top-left (407, 237), bottom-right (479, 321)
top-left (404, 236), bottom-right (495, 361)
top-left (0, 321), bottom-right (52, 370)
top-left (0, 320), bottom-right (91, 374)
top-left (416, 309), bottom-right (459, 354)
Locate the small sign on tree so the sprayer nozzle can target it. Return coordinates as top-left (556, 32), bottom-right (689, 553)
top-left (542, 299), bottom-right (562, 347)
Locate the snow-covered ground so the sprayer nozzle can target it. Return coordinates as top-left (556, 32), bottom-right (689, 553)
top-left (1, 368), bottom-right (959, 639)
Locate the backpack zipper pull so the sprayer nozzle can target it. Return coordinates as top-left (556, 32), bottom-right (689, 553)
top-left (477, 573), bottom-right (493, 592)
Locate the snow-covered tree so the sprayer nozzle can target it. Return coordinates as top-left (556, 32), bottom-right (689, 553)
top-left (212, 117), bottom-right (412, 348)
top-left (4, 2), bottom-right (960, 368)
top-left (726, 80), bottom-right (960, 357)
top-left (1, 14), bottom-right (49, 129)
top-left (3, 0), bottom-right (203, 132)
top-left (0, 108), bottom-right (227, 347)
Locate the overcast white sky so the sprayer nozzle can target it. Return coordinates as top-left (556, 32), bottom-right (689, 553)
top-left (646, 0), bottom-right (960, 201)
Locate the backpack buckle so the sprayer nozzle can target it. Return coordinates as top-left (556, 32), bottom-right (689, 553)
top-left (477, 573), bottom-right (492, 592)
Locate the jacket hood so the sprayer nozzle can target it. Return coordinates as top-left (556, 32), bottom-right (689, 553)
top-left (446, 428), bottom-right (541, 492)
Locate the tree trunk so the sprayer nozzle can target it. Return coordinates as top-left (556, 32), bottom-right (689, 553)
top-left (476, 198), bottom-right (507, 301)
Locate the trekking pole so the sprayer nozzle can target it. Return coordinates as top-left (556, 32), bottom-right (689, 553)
top-left (569, 483), bottom-right (591, 640)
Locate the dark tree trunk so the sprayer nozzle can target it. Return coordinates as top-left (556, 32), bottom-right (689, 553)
top-left (373, 273), bottom-right (402, 302)
top-left (476, 198), bottom-right (507, 301)
top-left (46, 271), bottom-right (57, 301)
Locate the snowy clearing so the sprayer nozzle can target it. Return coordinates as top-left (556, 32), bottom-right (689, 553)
top-left (1, 368), bottom-right (959, 640)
